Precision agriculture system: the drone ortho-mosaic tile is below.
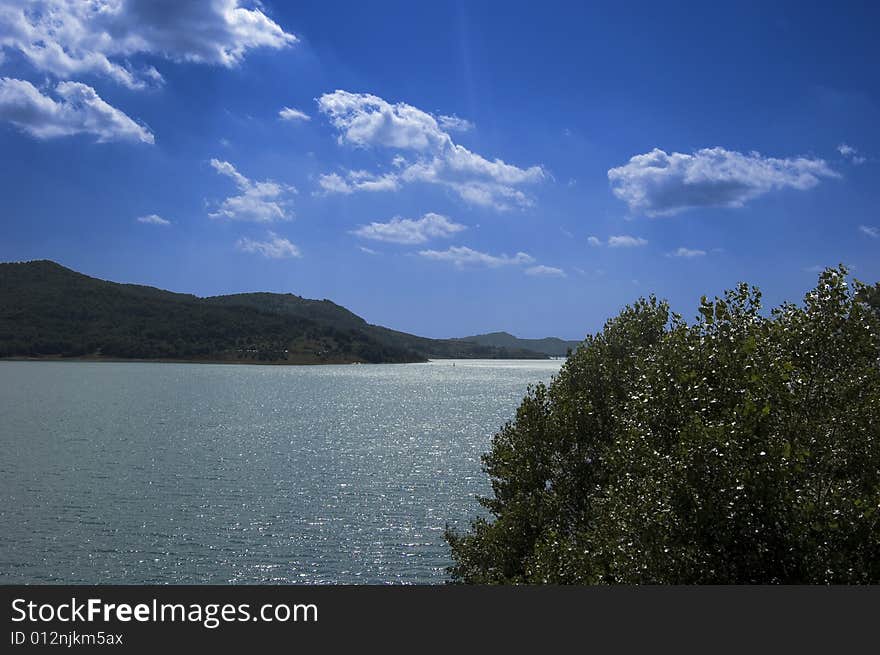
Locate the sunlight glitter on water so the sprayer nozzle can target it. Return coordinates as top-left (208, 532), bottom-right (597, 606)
top-left (0, 359), bottom-right (562, 584)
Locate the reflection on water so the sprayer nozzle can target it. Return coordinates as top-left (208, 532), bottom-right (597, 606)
top-left (0, 359), bottom-right (562, 584)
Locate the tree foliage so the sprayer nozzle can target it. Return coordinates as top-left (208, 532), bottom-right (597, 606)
top-left (447, 267), bottom-right (880, 583)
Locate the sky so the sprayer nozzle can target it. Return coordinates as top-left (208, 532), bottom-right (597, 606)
top-left (0, 1), bottom-right (878, 340)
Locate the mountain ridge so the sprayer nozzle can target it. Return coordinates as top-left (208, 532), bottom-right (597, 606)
top-left (455, 331), bottom-right (581, 357)
top-left (0, 260), bottom-right (570, 364)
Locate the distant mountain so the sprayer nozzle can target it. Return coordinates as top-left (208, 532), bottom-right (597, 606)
top-left (0, 261), bottom-right (551, 364)
top-left (456, 331), bottom-right (581, 357)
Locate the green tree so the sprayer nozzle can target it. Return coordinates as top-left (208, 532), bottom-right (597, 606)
top-left (447, 267), bottom-right (880, 583)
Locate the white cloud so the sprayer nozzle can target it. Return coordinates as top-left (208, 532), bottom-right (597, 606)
top-left (0, 0), bottom-right (296, 89)
top-left (316, 170), bottom-right (400, 195)
top-left (319, 90), bottom-right (446, 150)
top-left (209, 158), bottom-right (295, 222)
top-left (0, 77), bottom-right (153, 143)
top-left (437, 114), bottom-right (474, 132)
top-left (279, 106), bottom-right (310, 121)
top-left (236, 231), bottom-right (301, 259)
top-left (838, 143), bottom-right (866, 165)
top-left (525, 265), bottom-right (566, 277)
top-left (316, 173), bottom-right (351, 194)
top-left (859, 225), bottom-right (879, 239)
top-left (437, 179), bottom-right (532, 210)
top-left (418, 246), bottom-right (535, 269)
top-left (352, 213), bottom-right (466, 244)
top-left (668, 247), bottom-right (706, 258)
top-left (341, 169), bottom-right (400, 192)
top-left (317, 90), bottom-right (544, 209)
top-left (587, 235), bottom-right (601, 246)
top-left (607, 235), bottom-right (648, 247)
top-left (358, 246), bottom-right (378, 255)
top-left (136, 213), bottom-right (170, 225)
top-left (608, 147), bottom-right (838, 216)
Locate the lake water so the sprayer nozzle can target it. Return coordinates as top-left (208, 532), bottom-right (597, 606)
top-left (0, 359), bottom-right (562, 584)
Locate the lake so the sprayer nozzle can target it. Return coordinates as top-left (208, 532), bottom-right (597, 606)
top-left (0, 359), bottom-right (562, 584)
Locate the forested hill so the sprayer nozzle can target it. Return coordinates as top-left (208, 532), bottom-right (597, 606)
top-left (0, 260), bottom-right (549, 364)
top-left (456, 331), bottom-right (580, 357)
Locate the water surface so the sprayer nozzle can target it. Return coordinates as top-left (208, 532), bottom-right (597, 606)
top-left (0, 359), bottom-right (561, 584)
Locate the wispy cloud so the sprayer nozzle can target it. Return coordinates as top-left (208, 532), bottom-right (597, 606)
top-left (316, 171), bottom-right (400, 195)
top-left (525, 265), bottom-right (566, 277)
top-left (317, 90), bottom-right (544, 210)
top-left (0, 77), bottom-right (153, 143)
top-left (279, 107), bottom-right (310, 121)
top-left (419, 246), bottom-right (535, 269)
top-left (668, 247), bottom-right (706, 258)
top-left (573, 267), bottom-right (605, 279)
top-left (607, 235), bottom-right (648, 247)
top-left (838, 143), bottom-right (866, 165)
top-left (352, 213), bottom-right (466, 244)
top-left (136, 214), bottom-right (171, 225)
top-left (587, 235), bottom-right (601, 246)
top-left (236, 232), bottom-right (301, 259)
top-left (209, 159), bottom-right (295, 222)
top-left (608, 147), bottom-right (838, 216)
top-left (437, 114), bottom-right (475, 132)
top-left (859, 225), bottom-right (879, 239)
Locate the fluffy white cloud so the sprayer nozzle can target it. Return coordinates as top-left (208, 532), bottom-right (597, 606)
top-left (607, 235), bottom-right (648, 247)
top-left (525, 265), bottom-right (566, 277)
top-left (279, 106), bottom-right (310, 121)
top-left (608, 147), bottom-right (838, 216)
top-left (136, 213), bottom-right (170, 225)
top-left (0, 0), bottom-right (296, 89)
top-left (0, 77), bottom-right (153, 142)
top-left (316, 170), bottom-right (400, 195)
top-left (317, 90), bottom-right (544, 209)
top-left (209, 158), bottom-right (294, 222)
top-left (352, 212), bottom-right (465, 244)
top-left (587, 235), bottom-right (601, 246)
top-left (859, 225), bottom-right (879, 239)
top-left (669, 247), bottom-right (706, 258)
top-left (319, 90), bottom-right (447, 150)
top-left (418, 246), bottom-right (534, 269)
top-left (236, 231), bottom-right (301, 258)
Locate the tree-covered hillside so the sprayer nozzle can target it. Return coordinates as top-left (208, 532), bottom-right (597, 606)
top-left (204, 293), bottom-right (547, 360)
top-left (0, 260), bottom-right (546, 363)
top-left (456, 331), bottom-right (581, 357)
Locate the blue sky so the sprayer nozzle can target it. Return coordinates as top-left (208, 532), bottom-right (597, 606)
top-left (1, 1), bottom-right (878, 340)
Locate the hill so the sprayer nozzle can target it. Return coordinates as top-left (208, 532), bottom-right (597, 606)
top-left (456, 331), bottom-right (580, 357)
top-left (0, 260), bottom-right (549, 364)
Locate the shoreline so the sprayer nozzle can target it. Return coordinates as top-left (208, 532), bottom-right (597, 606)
top-left (0, 355), bottom-right (559, 367)
top-left (0, 355), bottom-right (425, 367)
